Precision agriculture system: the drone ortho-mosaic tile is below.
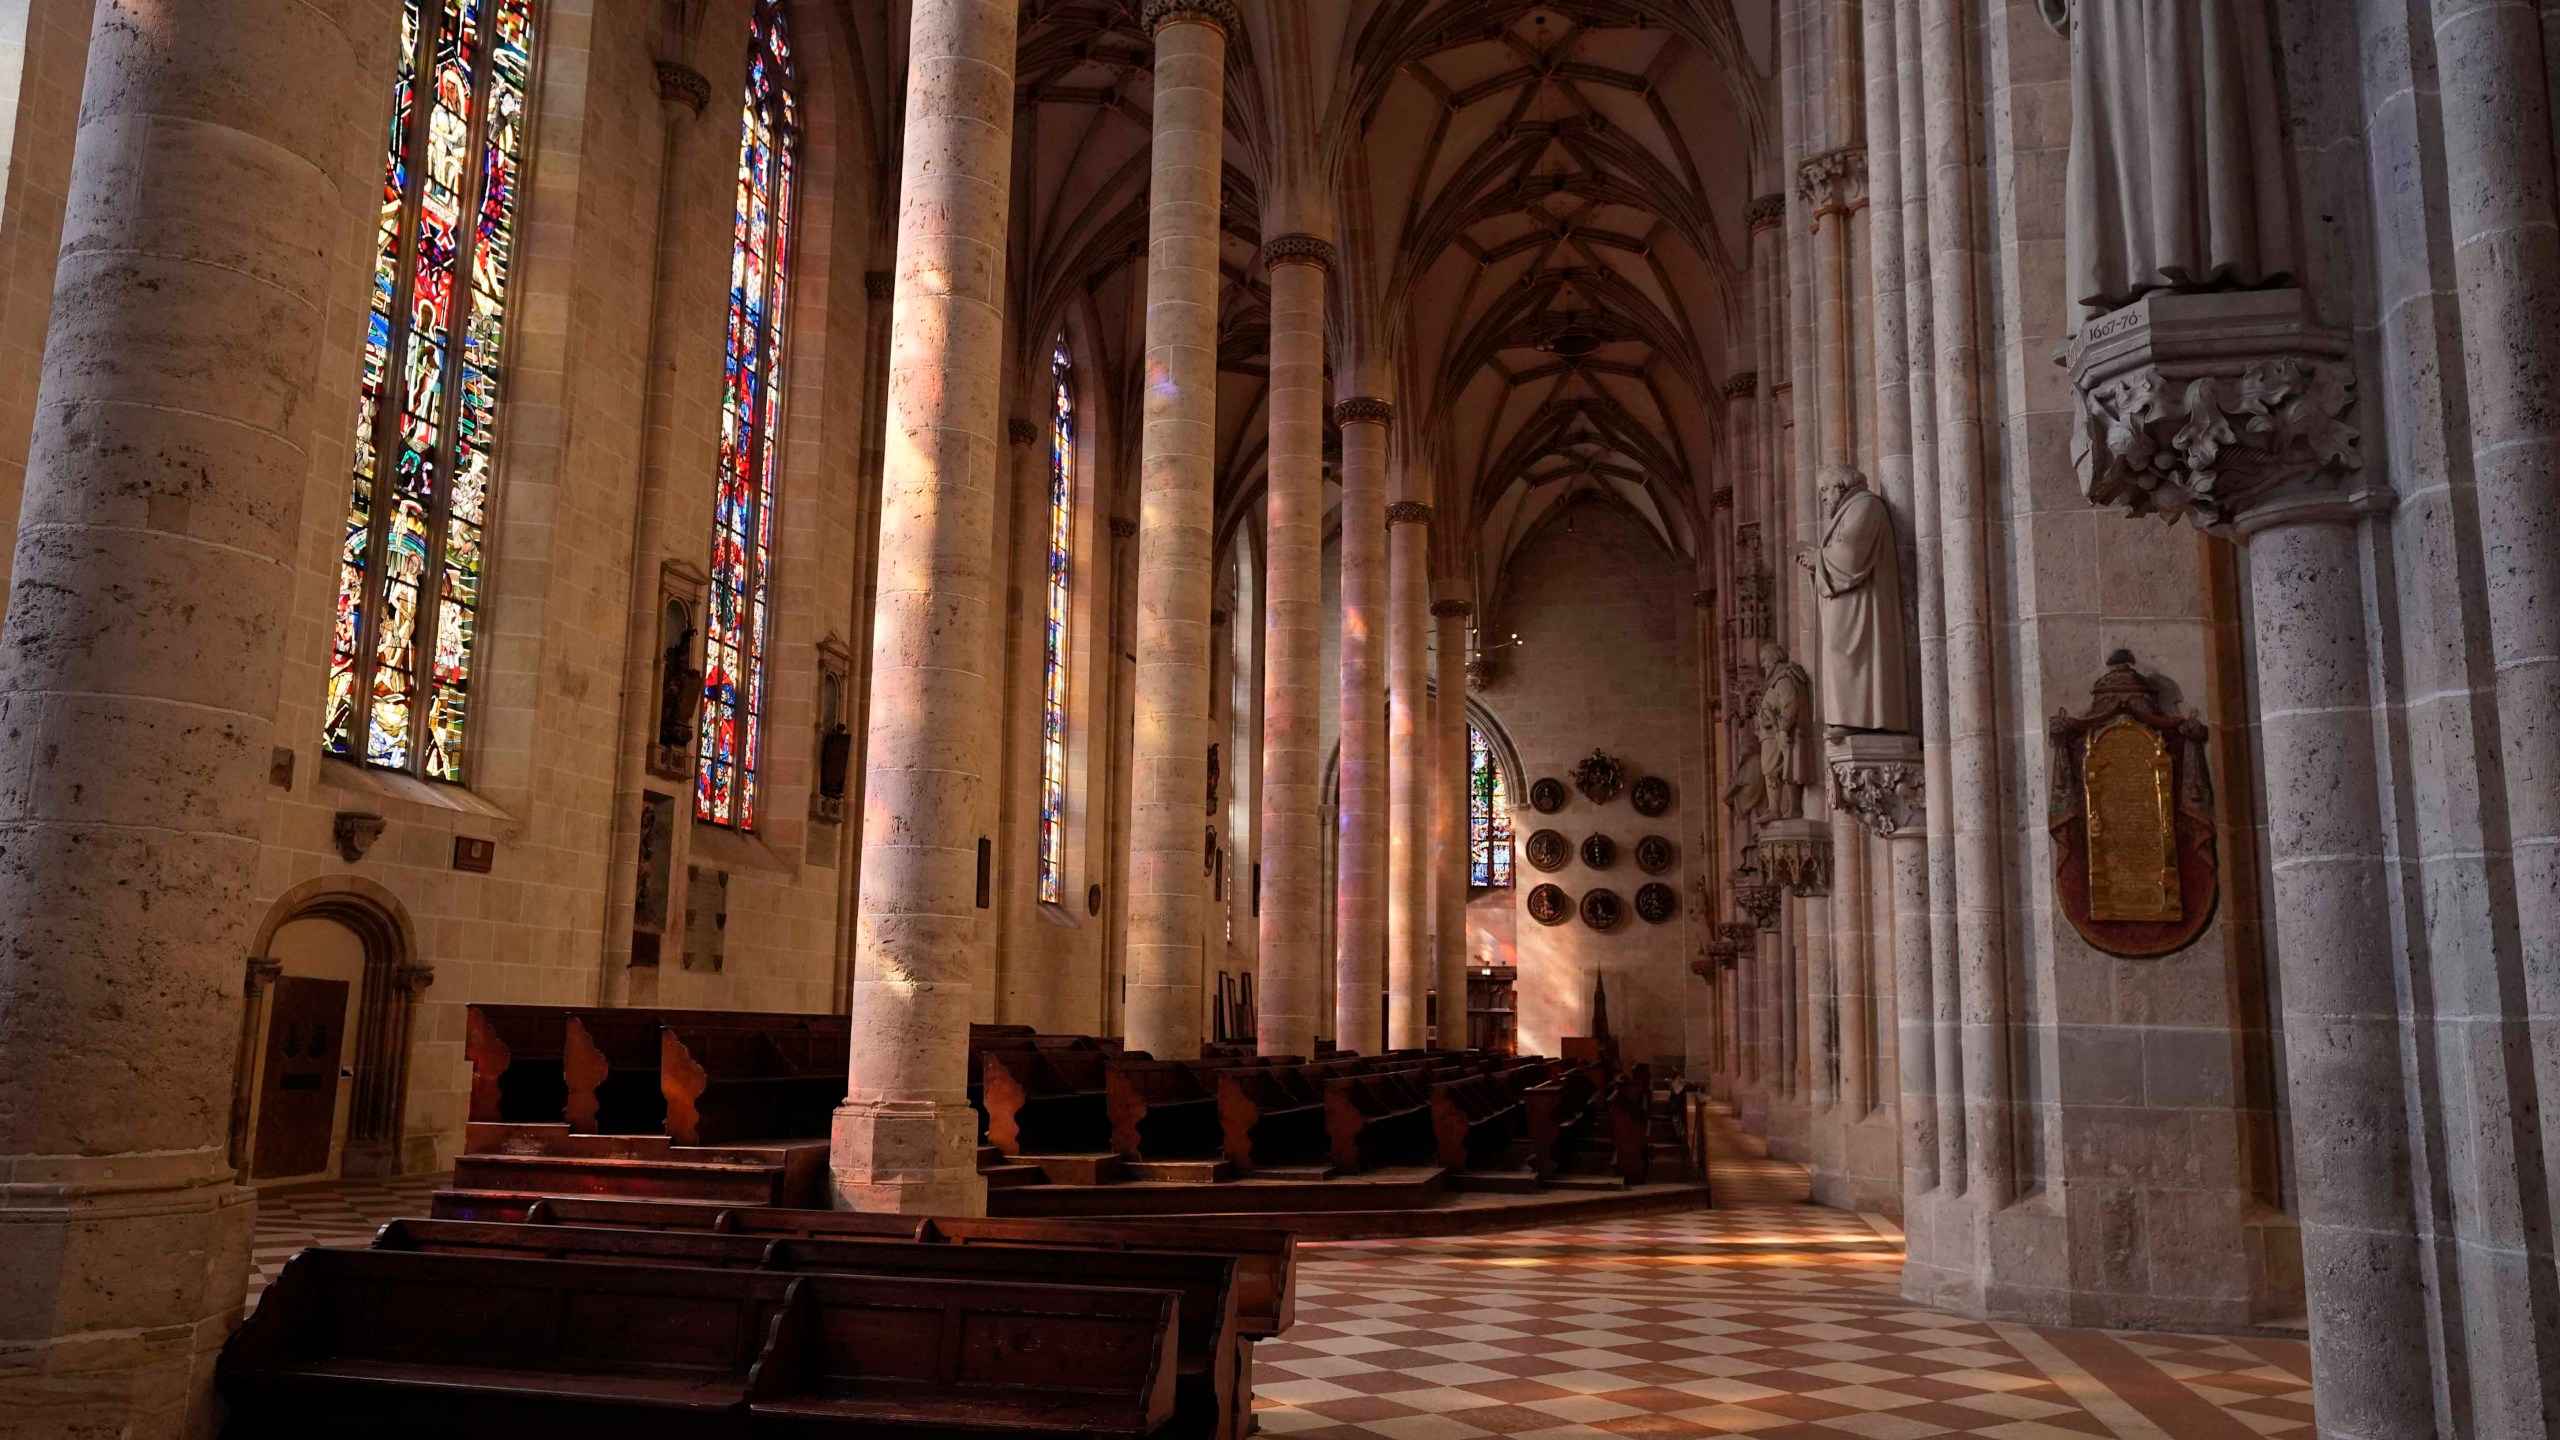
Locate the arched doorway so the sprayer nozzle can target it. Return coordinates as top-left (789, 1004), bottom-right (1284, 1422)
top-left (232, 882), bottom-right (430, 1181)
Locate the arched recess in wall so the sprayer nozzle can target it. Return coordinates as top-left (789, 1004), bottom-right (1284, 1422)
top-left (231, 879), bottom-right (429, 1181)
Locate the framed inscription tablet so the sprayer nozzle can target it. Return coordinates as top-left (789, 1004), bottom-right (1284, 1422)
top-left (2049, 651), bottom-right (2217, 957)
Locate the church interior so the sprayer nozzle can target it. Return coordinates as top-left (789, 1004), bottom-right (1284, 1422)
top-left (0, 0), bottom-right (2549, 1436)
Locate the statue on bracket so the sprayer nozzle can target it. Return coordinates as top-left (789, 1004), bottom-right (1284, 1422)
top-left (2038, 0), bottom-right (2294, 323)
top-left (1752, 641), bottom-right (1815, 820)
top-left (1797, 464), bottom-right (1911, 735)
top-left (658, 624), bottom-right (703, 749)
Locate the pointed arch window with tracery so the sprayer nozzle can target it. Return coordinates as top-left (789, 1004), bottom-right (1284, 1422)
top-left (1470, 725), bottom-right (1513, 888)
top-left (697, 0), bottom-right (801, 830)
top-left (1038, 341), bottom-right (1075, 903)
top-left (324, 0), bottom-right (535, 780)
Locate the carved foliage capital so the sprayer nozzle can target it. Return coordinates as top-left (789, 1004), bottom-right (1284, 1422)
top-left (1144, 0), bottom-right (1239, 34)
top-left (1263, 233), bottom-right (1335, 271)
top-left (1722, 371), bottom-right (1759, 400)
top-left (1386, 501), bottom-right (1434, 527)
top-left (1008, 418), bottom-right (1040, 446)
top-left (1334, 396), bottom-right (1394, 427)
top-left (1430, 599), bottom-right (1474, 618)
top-left (1745, 193), bottom-right (1787, 232)
top-left (864, 270), bottom-right (893, 301)
top-left (1109, 517), bottom-right (1139, 538)
top-left (656, 60), bottom-right (711, 114)
top-left (1796, 147), bottom-right (1869, 216)
top-left (1829, 733), bottom-right (1926, 839)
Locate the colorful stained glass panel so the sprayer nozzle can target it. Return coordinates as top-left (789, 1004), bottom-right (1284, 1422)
top-left (1470, 725), bottom-right (1513, 888)
top-left (1038, 343), bottom-right (1074, 903)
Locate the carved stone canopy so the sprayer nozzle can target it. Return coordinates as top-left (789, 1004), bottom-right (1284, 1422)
top-left (2068, 288), bottom-right (2373, 536)
top-left (1829, 731), bottom-right (1925, 839)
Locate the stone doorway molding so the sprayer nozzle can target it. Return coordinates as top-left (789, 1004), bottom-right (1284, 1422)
top-left (232, 877), bottom-right (431, 1178)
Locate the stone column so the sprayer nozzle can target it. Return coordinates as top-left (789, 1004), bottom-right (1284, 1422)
top-left (1121, 0), bottom-right (1230, 1059)
top-left (2069, 291), bottom-right (2428, 1439)
top-left (835, 0), bottom-right (1020, 1216)
top-left (1256, 235), bottom-right (1329, 1057)
top-left (1832, 821), bottom-right (1871, 1115)
top-left (0, 1), bottom-right (362, 1427)
top-left (1385, 497), bottom-right (1433, 1050)
top-left (1433, 599), bottom-right (1472, 1049)
top-left (1334, 396), bottom-right (1391, 1052)
top-left (1834, 735), bottom-right (1932, 1192)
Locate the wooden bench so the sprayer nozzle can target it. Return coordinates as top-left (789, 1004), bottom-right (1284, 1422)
top-left (1106, 1058), bottom-right (1228, 1159)
top-left (1216, 1066), bottom-right (1328, 1173)
top-left (1605, 1063), bottom-right (1654, 1184)
top-left (1325, 1069), bottom-right (1450, 1173)
top-left (221, 1247), bottom-right (1179, 1438)
top-left (556, 1008), bottom-right (844, 1137)
top-left (464, 1004), bottom-right (573, 1125)
top-left (662, 1019), bottom-right (851, 1146)
top-left (424, 1191), bottom-right (1298, 1338)
top-left (377, 1218), bottom-right (1242, 1440)
top-left (1524, 1069), bottom-right (1599, 1182)
top-left (1429, 1073), bottom-right (1526, 1171)
top-left (982, 1048), bottom-right (1111, 1156)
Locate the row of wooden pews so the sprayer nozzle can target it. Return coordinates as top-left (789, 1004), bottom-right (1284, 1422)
top-left (219, 1193), bottom-right (1297, 1440)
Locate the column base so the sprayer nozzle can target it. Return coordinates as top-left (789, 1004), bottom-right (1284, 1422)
top-left (828, 1099), bottom-right (987, 1216)
top-left (0, 1151), bottom-right (255, 1440)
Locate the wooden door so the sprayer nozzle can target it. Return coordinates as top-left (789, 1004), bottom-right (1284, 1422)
top-left (252, 976), bottom-right (350, 1179)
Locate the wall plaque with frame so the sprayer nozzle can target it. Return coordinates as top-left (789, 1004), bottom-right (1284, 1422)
top-left (2048, 651), bottom-right (2218, 958)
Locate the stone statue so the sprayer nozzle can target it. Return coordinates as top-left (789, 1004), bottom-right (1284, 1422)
top-left (1753, 641), bottom-right (1814, 820)
top-left (1724, 743), bottom-right (1768, 827)
top-left (1795, 464), bottom-right (1911, 734)
top-left (658, 625), bottom-right (703, 747)
top-left (2038, 0), bottom-right (2294, 321)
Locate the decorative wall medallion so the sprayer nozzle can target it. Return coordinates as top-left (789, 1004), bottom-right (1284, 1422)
top-left (1580, 888), bottom-right (1623, 931)
top-left (1525, 828), bottom-right (1570, 873)
top-left (1527, 883), bottom-right (1572, 926)
top-left (1580, 833), bottom-right (1617, 869)
top-left (1635, 883), bottom-right (1678, 924)
top-left (1571, 749), bottom-right (1625, 804)
top-left (1630, 775), bottom-right (1673, 816)
top-left (2049, 650), bottom-right (2218, 958)
top-left (1635, 834), bottom-right (1677, 874)
top-left (1529, 777), bottom-right (1568, 813)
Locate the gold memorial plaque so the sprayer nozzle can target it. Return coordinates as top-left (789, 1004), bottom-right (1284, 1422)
top-left (2083, 717), bottom-right (2180, 923)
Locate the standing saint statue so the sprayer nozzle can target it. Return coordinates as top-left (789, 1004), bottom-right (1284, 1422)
top-left (2038, 0), bottom-right (2295, 320)
top-left (1796, 464), bottom-right (1912, 734)
top-left (1753, 641), bottom-right (1815, 821)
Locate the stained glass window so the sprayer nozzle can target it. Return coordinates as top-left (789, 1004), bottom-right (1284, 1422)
top-left (697, 0), bottom-right (801, 829)
top-left (1038, 342), bottom-right (1074, 903)
top-left (1469, 725), bottom-right (1513, 888)
top-left (324, 0), bottom-right (535, 780)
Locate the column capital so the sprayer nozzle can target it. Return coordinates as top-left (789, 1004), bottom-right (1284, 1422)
top-left (1745, 193), bottom-right (1787, 233)
top-left (1335, 396), bottom-right (1394, 427)
top-left (1721, 370), bottom-right (1759, 399)
top-left (656, 60), bottom-right (711, 115)
top-left (1757, 818), bottom-right (1833, 897)
top-left (392, 963), bottom-right (438, 997)
top-left (1007, 418), bottom-right (1039, 446)
top-left (2068, 288), bottom-right (2383, 538)
top-left (1429, 599), bottom-right (1473, 618)
top-left (864, 270), bottom-right (893, 301)
top-left (1713, 485), bottom-right (1735, 509)
top-left (1693, 588), bottom-right (1716, 609)
top-left (242, 956), bottom-right (284, 997)
top-left (1827, 731), bottom-right (1925, 839)
top-left (1263, 233), bottom-right (1335, 271)
top-left (1386, 501), bottom-right (1433, 526)
top-left (1144, 0), bottom-right (1239, 35)
top-left (1796, 146), bottom-right (1868, 219)
top-left (1109, 516), bottom-right (1139, 538)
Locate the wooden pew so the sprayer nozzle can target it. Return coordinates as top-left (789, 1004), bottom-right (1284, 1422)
top-left (1325, 1068), bottom-right (1452, 1174)
top-left (220, 1247), bottom-right (1180, 1439)
top-left (661, 1018), bottom-right (850, 1146)
top-left (464, 1004), bottom-right (572, 1125)
top-left (1106, 1058), bottom-right (1228, 1159)
top-left (1216, 1066), bottom-right (1328, 1173)
top-left (425, 1191), bottom-right (1298, 1339)
top-left (376, 1218), bottom-right (1242, 1440)
top-left (561, 1007), bottom-right (844, 1136)
top-left (1605, 1063), bottom-right (1654, 1183)
top-left (1524, 1068), bottom-right (1599, 1182)
top-left (1429, 1073), bottom-right (1526, 1171)
top-left (981, 1048), bottom-right (1111, 1156)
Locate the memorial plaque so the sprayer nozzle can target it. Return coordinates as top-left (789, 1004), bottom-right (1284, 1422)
top-left (2084, 718), bottom-right (2179, 922)
top-left (2048, 651), bottom-right (2217, 958)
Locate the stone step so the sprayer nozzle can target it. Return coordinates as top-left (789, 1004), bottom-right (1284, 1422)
top-left (979, 1162), bottom-right (1051, 1191)
top-left (449, 1151), bottom-right (785, 1206)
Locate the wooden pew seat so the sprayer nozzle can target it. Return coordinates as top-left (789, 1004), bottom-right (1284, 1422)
top-left (982, 1048), bottom-right (1112, 1156)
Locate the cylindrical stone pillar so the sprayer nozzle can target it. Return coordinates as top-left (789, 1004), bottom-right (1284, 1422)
top-left (1256, 235), bottom-right (1330, 1058)
top-left (2244, 514), bottom-right (2434, 1440)
top-left (0, 2), bottom-right (364, 1427)
top-left (1833, 826), bottom-right (1871, 1115)
top-left (836, 0), bottom-right (1021, 1216)
top-left (1121, 0), bottom-right (1230, 1060)
top-left (1385, 498), bottom-right (1433, 1050)
top-left (1334, 397), bottom-right (1392, 1053)
top-left (1433, 599), bottom-right (1472, 1049)
top-left (1890, 832), bottom-right (1935, 1192)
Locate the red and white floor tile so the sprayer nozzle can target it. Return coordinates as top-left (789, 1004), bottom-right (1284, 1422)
top-left (246, 1119), bottom-right (2312, 1438)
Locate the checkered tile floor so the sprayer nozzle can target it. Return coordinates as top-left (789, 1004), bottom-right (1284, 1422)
top-left (248, 1112), bottom-right (2314, 1437)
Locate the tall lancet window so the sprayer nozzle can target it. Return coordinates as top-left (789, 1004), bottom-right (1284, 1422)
top-left (1469, 725), bottom-right (1513, 888)
top-left (325, 0), bottom-right (536, 779)
top-left (1038, 341), bottom-right (1075, 903)
top-left (697, 0), bottom-right (801, 829)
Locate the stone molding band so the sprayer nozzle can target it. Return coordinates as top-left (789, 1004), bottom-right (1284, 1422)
top-left (1722, 371), bottom-right (1759, 399)
top-left (1385, 501), bottom-right (1433, 527)
top-left (1745, 193), bottom-right (1787, 233)
top-left (1144, 0), bottom-right (1239, 34)
top-left (1263, 233), bottom-right (1335, 271)
top-left (1007, 418), bottom-right (1039, 446)
top-left (1335, 396), bottom-right (1394, 427)
top-left (1429, 599), bottom-right (1473, 618)
top-left (656, 60), bottom-right (711, 115)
